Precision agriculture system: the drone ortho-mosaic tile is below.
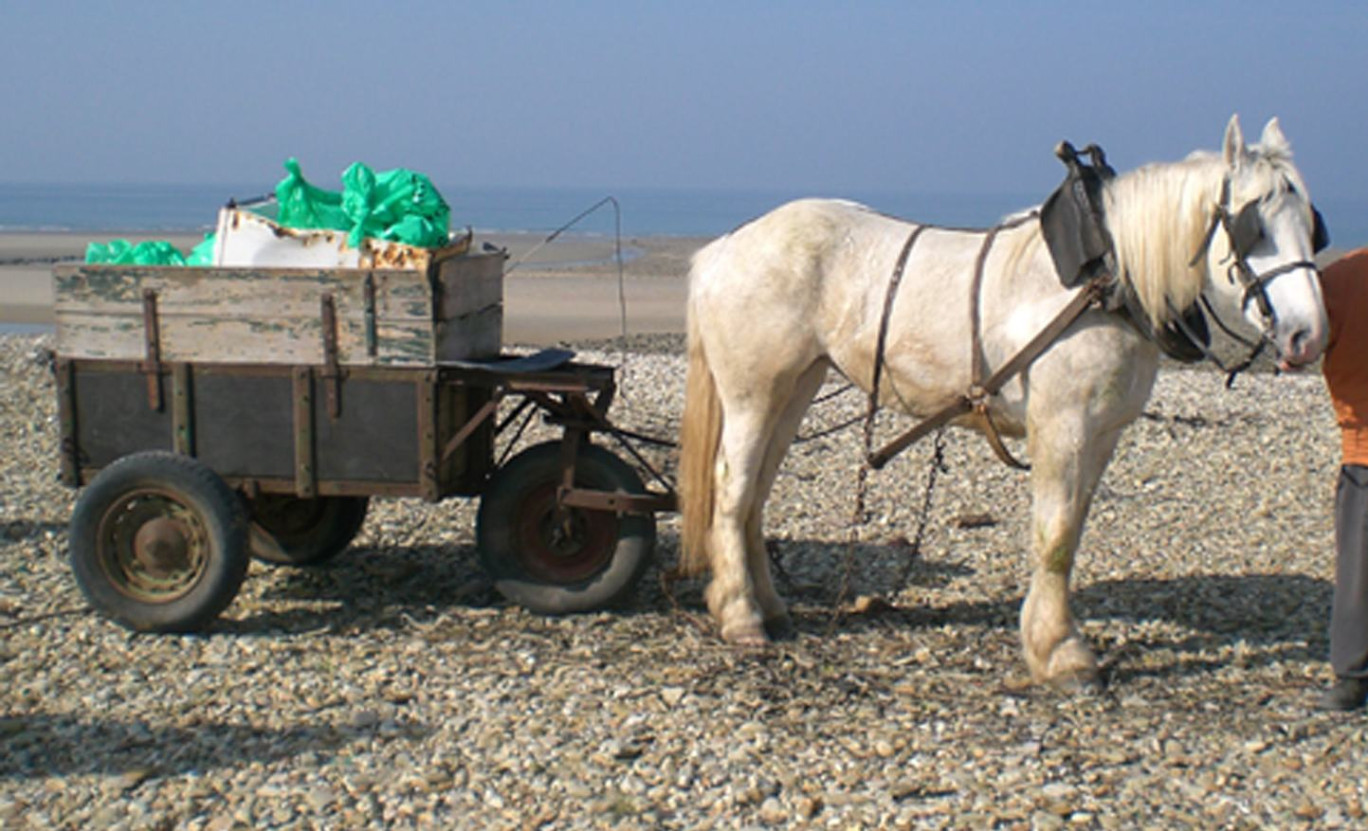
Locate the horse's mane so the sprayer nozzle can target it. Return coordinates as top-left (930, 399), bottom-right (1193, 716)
top-left (1102, 141), bottom-right (1305, 327)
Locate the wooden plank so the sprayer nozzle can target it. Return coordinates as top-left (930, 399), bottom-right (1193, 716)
top-left (434, 254), bottom-right (504, 361)
top-left (55, 267), bottom-right (434, 365)
top-left (53, 255), bottom-right (504, 366)
top-left (54, 267), bottom-right (433, 325)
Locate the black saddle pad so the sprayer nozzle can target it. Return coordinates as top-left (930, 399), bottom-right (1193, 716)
top-left (1040, 142), bottom-right (1115, 289)
top-left (444, 347), bottom-right (576, 373)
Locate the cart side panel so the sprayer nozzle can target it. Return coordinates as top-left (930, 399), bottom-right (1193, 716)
top-left (314, 377), bottom-right (420, 483)
top-left (54, 258), bottom-right (504, 367)
top-left (53, 265), bottom-right (437, 366)
top-left (191, 368), bottom-right (296, 480)
top-left (71, 364), bottom-right (172, 469)
top-left (63, 360), bottom-right (500, 499)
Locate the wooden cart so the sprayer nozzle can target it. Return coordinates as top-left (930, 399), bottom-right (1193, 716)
top-left (50, 249), bottom-right (674, 633)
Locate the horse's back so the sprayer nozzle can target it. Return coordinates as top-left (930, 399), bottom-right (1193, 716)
top-left (688, 198), bottom-right (901, 314)
top-left (695, 197), bottom-right (886, 268)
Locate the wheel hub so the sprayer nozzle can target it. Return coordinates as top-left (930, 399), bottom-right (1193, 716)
top-left (100, 491), bottom-right (210, 601)
top-left (133, 517), bottom-right (192, 574)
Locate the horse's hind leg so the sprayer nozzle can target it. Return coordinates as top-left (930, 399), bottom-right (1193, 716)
top-left (1020, 414), bottom-right (1126, 689)
top-left (706, 362), bottom-right (826, 645)
top-left (704, 405), bottom-right (777, 645)
top-left (745, 361), bottom-right (829, 639)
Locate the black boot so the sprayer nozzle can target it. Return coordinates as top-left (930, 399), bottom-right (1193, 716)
top-left (1318, 677), bottom-right (1368, 711)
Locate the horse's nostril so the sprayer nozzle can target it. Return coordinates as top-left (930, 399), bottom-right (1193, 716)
top-left (1290, 328), bottom-right (1309, 353)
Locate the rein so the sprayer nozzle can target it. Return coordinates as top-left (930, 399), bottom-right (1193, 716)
top-left (863, 215), bottom-right (1107, 472)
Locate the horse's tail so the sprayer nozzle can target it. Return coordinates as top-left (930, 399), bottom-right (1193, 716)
top-left (677, 270), bottom-right (722, 578)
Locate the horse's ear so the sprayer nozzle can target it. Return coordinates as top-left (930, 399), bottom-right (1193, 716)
top-left (1259, 117), bottom-right (1291, 155)
top-left (1223, 114), bottom-right (1246, 166)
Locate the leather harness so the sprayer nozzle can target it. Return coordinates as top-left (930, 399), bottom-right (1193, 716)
top-left (863, 153), bottom-right (1328, 469)
top-left (865, 214), bottom-right (1108, 472)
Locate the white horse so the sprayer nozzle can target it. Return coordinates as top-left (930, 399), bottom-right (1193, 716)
top-left (677, 115), bottom-right (1327, 688)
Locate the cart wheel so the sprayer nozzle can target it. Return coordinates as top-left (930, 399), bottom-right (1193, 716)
top-left (69, 451), bottom-right (249, 633)
top-left (476, 441), bottom-right (655, 614)
top-left (246, 495), bottom-right (369, 566)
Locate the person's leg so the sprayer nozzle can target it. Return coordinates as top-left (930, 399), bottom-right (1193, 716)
top-left (1323, 464), bottom-right (1368, 710)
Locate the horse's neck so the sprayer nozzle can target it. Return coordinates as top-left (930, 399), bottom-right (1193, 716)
top-left (1105, 159), bottom-right (1221, 326)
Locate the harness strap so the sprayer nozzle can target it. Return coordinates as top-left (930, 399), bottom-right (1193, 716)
top-left (1164, 295), bottom-right (1267, 389)
top-left (865, 209), bottom-right (1100, 472)
top-left (968, 219), bottom-right (1032, 469)
top-left (868, 274), bottom-right (1104, 470)
top-left (868, 224), bottom-right (930, 420)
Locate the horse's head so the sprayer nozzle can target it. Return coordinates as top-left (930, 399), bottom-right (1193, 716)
top-left (1191, 115), bottom-right (1328, 370)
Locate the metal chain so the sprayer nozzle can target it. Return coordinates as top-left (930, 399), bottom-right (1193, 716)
top-left (824, 416), bottom-right (949, 634)
top-left (896, 426), bottom-right (949, 587)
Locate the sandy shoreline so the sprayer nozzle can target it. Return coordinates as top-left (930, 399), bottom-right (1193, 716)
top-left (0, 230), bottom-right (704, 343)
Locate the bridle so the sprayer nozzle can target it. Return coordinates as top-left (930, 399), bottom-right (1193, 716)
top-left (1176, 176), bottom-right (1325, 385)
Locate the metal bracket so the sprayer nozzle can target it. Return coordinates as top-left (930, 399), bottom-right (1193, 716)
top-left (558, 487), bottom-right (677, 516)
top-left (292, 366), bottom-right (317, 498)
top-left (172, 363), bottom-right (193, 456)
top-left (363, 273), bottom-right (378, 358)
top-left (320, 293), bottom-right (342, 420)
top-left (139, 288), bottom-right (163, 411)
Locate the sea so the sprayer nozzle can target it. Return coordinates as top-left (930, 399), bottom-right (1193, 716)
top-left (0, 181), bottom-right (1041, 238)
top-left (2, 181), bottom-right (1365, 245)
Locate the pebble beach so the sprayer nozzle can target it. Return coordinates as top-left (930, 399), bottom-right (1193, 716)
top-left (3, 228), bottom-right (1368, 827)
top-left (2, 312), bottom-right (1367, 827)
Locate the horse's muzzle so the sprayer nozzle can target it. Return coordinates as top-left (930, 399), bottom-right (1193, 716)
top-left (1276, 323), bottom-right (1327, 370)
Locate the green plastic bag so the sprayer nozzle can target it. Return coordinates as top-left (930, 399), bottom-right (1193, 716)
top-left (84, 235), bottom-right (215, 266)
top-left (83, 158), bottom-right (451, 268)
top-left (186, 233), bottom-right (216, 266)
top-left (84, 239), bottom-right (188, 266)
top-left (274, 157), bottom-right (350, 232)
top-left (275, 157), bottom-right (451, 249)
top-left (338, 161), bottom-right (451, 248)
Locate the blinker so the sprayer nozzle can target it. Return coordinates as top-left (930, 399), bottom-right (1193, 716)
top-left (1312, 205), bottom-right (1330, 254)
top-left (1230, 201), bottom-right (1263, 258)
top-left (1229, 200), bottom-right (1329, 257)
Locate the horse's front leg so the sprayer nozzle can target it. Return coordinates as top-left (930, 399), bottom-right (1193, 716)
top-left (1020, 414), bottom-right (1125, 690)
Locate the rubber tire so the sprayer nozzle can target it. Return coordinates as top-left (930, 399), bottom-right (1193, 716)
top-left (476, 441), bottom-right (655, 614)
top-left (69, 451), bottom-right (249, 633)
top-left (246, 495), bottom-right (369, 566)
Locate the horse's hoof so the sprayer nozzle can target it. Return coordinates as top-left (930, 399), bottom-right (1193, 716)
top-left (721, 620), bottom-right (770, 647)
top-left (764, 614), bottom-right (795, 641)
top-left (1048, 667), bottom-right (1104, 695)
top-left (1029, 635), bottom-right (1100, 690)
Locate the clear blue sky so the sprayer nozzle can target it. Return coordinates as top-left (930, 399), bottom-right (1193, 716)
top-left (3, 1), bottom-right (1366, 199)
